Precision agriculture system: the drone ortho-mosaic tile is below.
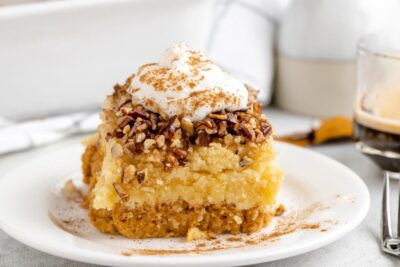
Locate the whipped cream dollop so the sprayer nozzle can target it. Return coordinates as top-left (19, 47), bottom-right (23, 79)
top-left (127, 43), bottom-right (248, 121)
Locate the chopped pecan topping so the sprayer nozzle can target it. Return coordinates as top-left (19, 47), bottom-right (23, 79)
top-left (218, 121), bottom-right (228, 136)
top-left (260, 124), bottom-right (272, 136)
top-left (157, 121), bottom-right (169, 134)
top-left (249, 118), bottom-right (257, 128)
top-left (143, 138), bottom-right (156, 151)
top-left (114, 131), bottom-right (124, 138)
top-left (170, 116), bottom-right (181, 128)
top-left (135, 122), bottom-right (148, 133)
top-left (164, 116), bottom-right (180, 138)
top-left (251, 102), bottom-right (262, 114)
top-left (205, 127), bottom-right (217, 135)
top-left (113, 183), bottom-right (128, 201)
top-left (111, 143), bottom-right (123, 158)
top-left (209, 113), bottom-right (228, 120)
top-left (120, 106), bottom-right (132, 115)
top-left (194, 118), bottom-right (214, 129)
top-left (255, 131), bottom-right (266, 143)
top-left (194, 118), bottom-right (217, 135)
top-left (239, 156), bottom-right (252, 168)
top-left (149, 113), bottom-right (158, 130)
top-left (181, 118), bottom-right (194, 136)
top-left (197, 130), bottom-right (210, 146)
top-left (155, 135), bottom-right (166, 148)
top-left (136, 169), bottom-right (147, 184)
top-left (172, 148), bottom-right (188, 159)
top-left (227, 113), bottom-right (238, 124)
top-left (234, 136), bottom-right (243, 144)
top-left (123, 141), bottom-right (135, 156)
top-left (117, 97), bottom-right (131, 110)
top-left (122, 165), bottom-right (136, 184)
top-left (117, 116), bottom-right (134, 128)
top-left (135, 132), bottom-right (146, 143)
top-left (122, 125), bottom-right (131, 135)
top-left (164, 154), bottom-right (177, 171)
top-left (132, 105), bottom-right (150, 119)
top-left (241, 123), bottom-right (256, 141)
top-left (135, 142), bottom-right (144, 153)
top-left (109, 86), bottom-right (272, 169)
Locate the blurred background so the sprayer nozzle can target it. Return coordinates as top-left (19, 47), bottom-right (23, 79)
top-left (0, 0), bottom-right (290, 119)
top-left (1, 0), bottom-right (400, 153)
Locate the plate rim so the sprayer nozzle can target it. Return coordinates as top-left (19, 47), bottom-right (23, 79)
top-left (0, 142), bottom-right (370, 267)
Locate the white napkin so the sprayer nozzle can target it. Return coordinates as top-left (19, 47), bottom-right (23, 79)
top-left (0, 112), bottom-right (100, 155)
top-left (0, 0), bottom-right (291, 155)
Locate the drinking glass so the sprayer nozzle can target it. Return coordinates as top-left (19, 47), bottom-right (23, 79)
top-left (354, 31), bottom-right (400, 257)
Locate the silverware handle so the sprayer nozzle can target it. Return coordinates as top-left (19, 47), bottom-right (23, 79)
top-left (382, 171), bottom-right (392, 241)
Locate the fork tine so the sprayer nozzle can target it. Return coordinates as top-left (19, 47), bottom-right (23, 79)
top-left (382, 171), bottom-right (392, 241)
top-left (398, 177), bottom-right (400, 236)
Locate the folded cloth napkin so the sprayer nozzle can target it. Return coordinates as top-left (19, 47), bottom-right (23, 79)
top-left (0, 0), bottom-right (290, 155)
top-left (0, 111), bottom-right (100, 155)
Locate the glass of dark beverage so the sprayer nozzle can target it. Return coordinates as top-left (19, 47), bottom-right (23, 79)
top-left (354, 31), bottom-right (400, 257)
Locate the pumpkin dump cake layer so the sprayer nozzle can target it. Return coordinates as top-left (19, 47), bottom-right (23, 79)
top-left (82, 43), bottom-right (283, 238)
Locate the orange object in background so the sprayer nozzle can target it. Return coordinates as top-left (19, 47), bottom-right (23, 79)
top-left (275, 117), bottom-right (354, 147)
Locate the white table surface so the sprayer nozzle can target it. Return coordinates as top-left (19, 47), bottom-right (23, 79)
top-left (0, 110), bottom-right (398, 267)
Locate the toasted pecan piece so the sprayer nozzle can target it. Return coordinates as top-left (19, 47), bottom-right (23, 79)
top-left (113, 183), bottom-right (129, 201)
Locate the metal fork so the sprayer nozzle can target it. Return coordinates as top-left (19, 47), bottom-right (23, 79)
top-left (382, 171), bottom-right (400, 257)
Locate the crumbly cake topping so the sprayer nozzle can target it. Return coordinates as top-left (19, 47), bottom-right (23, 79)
top-left (126, 43), bottom-right (248, 121)
top-left (103, 85), bottom-right (271, 171)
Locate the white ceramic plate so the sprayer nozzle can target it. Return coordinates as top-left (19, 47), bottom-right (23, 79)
top-left (0, 142), bottom-right (369, 267)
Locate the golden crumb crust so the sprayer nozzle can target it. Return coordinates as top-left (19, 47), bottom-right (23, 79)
top-left (89, 199), bottom-right (274, 238)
